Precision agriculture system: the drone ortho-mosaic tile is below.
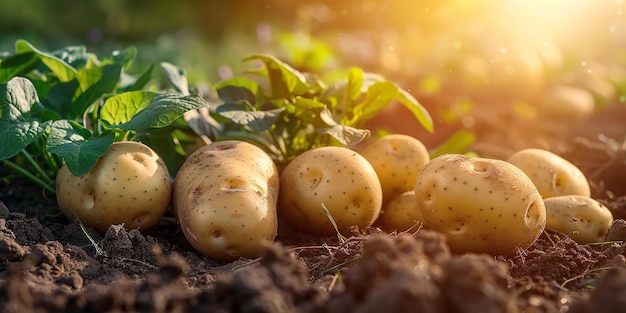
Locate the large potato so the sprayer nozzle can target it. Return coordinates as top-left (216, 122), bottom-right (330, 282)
top-left (415, 154), bottom-right (546, 256)
top-left (359, 134), bottom-right (430, 206)
top-left (56, 141), bottom-right (171, 233)
top-left (506, 148), bottom-right (590, 198)
top-left (378, 190), bottom-right (426, 233)
top-left (173, 140), bottom-right (279, 261)
top-left (278, 146), bottom-right (383, 236)
top-left (544, 195), bottom-right (614, 244)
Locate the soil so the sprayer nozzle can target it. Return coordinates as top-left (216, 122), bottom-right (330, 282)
top-left (1, 102), bottom-right (626, 313)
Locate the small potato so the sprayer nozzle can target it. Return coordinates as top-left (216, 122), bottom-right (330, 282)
top-left (544, 195), bottom-right (614, 244)
top-left (415, 154), bottom-right (546, 256)
top-left (359, 134), bottom-right (430, 206)
top-left (507, 148), bottom-right (590, 198)
top-left (378, 190), bottom-right (426, 232)
top-left (173, 140), bottom-right (279, 261)
top-left (278, 146), bottom-right (383, 236)
top-left (538, 85), bottom-right (595, 120)
top-left (56, 141), bottom-right (171, 233)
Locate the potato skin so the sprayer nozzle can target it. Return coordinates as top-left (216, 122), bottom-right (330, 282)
top-left (56, 141), bottom-right (171, 233)
top-left (278, 146), bottom-right (383, 236)
top-left (359, 134), bottom-right (430, 206)
top-left (172, 140), bottom-right (279, 261)
top-left (415, 154), bottom-right (546, 256)
top-left (544, 195), bottom-right (614, 244)
top-left (378, 190), bottom-right (426, 232)
top-left (507, 148), bottom-right (590, 198)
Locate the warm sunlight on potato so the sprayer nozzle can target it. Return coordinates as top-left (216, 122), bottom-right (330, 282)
top-left (414, 154), bottom-right (546, 256)
top-left (278, 146), bottom-right (383, 236)
top-left (173, 140), bottom-right (279, 261)
top-left (544, 195), bottom-right (614, 244)
top-left (506, 148), bottom-right (590, 198)
top-left (56, 141), bottom-right (171, 233)
top-left (377, 190), bottom-right (426, 233)
top-left (359, 134), bottom-right (430, 206)
top-left (538, 85), bottom-right (595, 120)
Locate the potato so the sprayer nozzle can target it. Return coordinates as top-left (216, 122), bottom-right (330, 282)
top-left (172, 140), bottom-right (279, 261)
top-left (378, 190), bottom-right (426, 232)
top-left (538, 85), bottom-right (594, 120)
top-left (414, 154), bottom-right (546, 256)
top-left (56, 141), bottom-right (171, 233)
top-left (544, 195), bottom-right (614, 244)
top-left (278, 146), bottom-right (383, 236)
top-left (359, 134), bottom-right (430, 206)
top-left (506, 148), bottom-right (590, 198)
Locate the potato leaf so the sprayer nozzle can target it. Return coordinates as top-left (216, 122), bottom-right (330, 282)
top-left (351, 81), bottom-right (398, 124)
top-left (47, 120), bottom-right (115, 176)
top-left (69, 64), bottom-right (122, 119)
top-left (243, 54), bottom-right (310, 98)
top-left (321, 124), bottom-right (370, 146)
top-left (216, 103), bottom-right (284, 132)
top-left (218, 85), bottom-right (257, 105)
top-left (111, 93), bottom-right (208, 131)
top-left (0, 77), bottom-right (50, 160)
top-left (0, 52), bottom-right (40, 83)
top-left (100, 91), bottom-right (156, 126)
top-left (15, 39), bottom-right (77, 82)
top-left (396, 88), bottom-right (434, 133)
top-left (161, 62), bottom-right (189, 95)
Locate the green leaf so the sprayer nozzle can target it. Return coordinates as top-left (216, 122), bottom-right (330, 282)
top-left (104, 46), bottom-right (136, 70)
top-left (352, 81), bottom-right (398, 124)
top-left (112, 93), bottom-right (208, 131)
top-left (243, 54), bottom-right (309, 98)
top-left (69, 63), bottom-right (122, 119)
top-left (321, 124), bottom-right (370, 146)
top-left (161, 62), bottom-right (189, 95)
top-left (129, 63), bottom-right (154, 91)
top-left (100, 91), bottom-right (156, 126)
top-left (217, 85), bottom-right (256, 105)
top-left (396, 88), bottom-right (434, 133)
top-left (15, 39), bottom-right (77, 82)
top-left (430, 129), bottom-right (475, 158)
top-left (216, 103), bottom-right (284, 132)
top-left (47, 120), bottom-right (115, 176)
top-left (50, 45), bottom-right (93, 69)
top-left (0, 52), bottom-right (40, 83)
top-left (214, 77), bottom-right (259, 97)
top-left (345, 67), bottom-right (364, 102)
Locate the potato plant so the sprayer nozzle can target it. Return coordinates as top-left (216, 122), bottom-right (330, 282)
top-left (172, 140), bottom-right (279, 260)
top-left (414, 154), bottom-right (546, 256)
top-left (0, 40), bottom-right (208, 193)
top-left (56, 141), bottom-right (171, 233)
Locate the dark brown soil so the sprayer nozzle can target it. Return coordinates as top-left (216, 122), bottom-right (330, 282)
top-left (1, 102), bottom-right (626, 313)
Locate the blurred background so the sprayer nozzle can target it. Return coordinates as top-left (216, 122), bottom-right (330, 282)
top-left (3, 0), bottom-right (626, 150)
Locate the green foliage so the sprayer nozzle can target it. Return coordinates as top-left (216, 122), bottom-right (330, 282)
top-left (0, 40), bottom-right (208, 192)
top-left (210, 54), bottom-right (433, 167)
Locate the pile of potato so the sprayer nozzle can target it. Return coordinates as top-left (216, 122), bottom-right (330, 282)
top-left (56, 135), bottom-right (614, 261)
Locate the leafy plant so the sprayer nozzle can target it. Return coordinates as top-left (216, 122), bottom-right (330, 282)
top-left (0, 40), bottom-right (208, 193)
top-left (209, 54), bottom-right (433, 167)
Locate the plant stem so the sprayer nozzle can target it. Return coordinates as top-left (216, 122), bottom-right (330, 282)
top-left (1, 159), bottom-right (56, 194)
top-left (21, 150), bottom-right (54, 185)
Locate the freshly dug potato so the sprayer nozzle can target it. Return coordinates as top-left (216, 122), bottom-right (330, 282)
top-left (414, 154), bottom-right (546, 256)
top-left (378, 190), bottom-right (426, 232)
top-left (172, 140), bottom-right (279, 261)
top-left (278, 146), bottom-right (383, 236)
top-left (56, 141), bottom-right (171, 233)
top-left (544, 195), bottom-right (614, 244)
top-left (359, 134), bottom-right (430, 206)
top-left (506, 148), bottom-right (590, 198)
